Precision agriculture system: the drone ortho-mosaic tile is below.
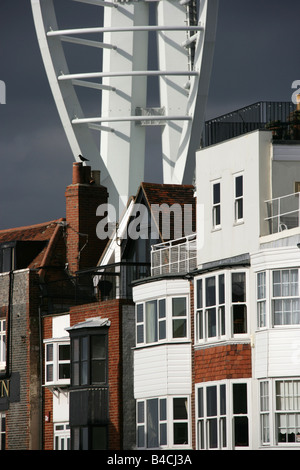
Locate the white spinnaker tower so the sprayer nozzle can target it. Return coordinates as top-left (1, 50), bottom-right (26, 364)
top-left (31, 0), bottom-right (219, 216)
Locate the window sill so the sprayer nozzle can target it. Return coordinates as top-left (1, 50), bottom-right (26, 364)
top-left (194, 337), bottom-right (251, 350)
top-left (134, 339), bottom-right (191, 350)
top-left (233, 219), bottom-right (244, 227)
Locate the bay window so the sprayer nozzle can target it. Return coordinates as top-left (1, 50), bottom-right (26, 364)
top-left (196, 270), bottom-right (248, 343)
top-left (136, 396), bottom-right (190, 449)
top-left (45, 340), bottom-right (70, 385)
top-left (197, 380), bottom-right (249, 449)
top-left (256, 269), bottom-right (300, 328)
top-left (259, 378), bottom-right (300, 446)
top-left (136, 296), bottom-right (188, 346)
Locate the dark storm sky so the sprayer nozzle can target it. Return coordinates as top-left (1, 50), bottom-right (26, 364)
top-left (0, 0), bottom-right (299, 230)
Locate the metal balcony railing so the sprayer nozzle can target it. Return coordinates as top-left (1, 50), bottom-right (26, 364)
top-left (151, 234), bottom-right (197, 276)
top-left (265, 192), bottom-right (300, 234)
top-left (40, 262), bottom-right (151, 315)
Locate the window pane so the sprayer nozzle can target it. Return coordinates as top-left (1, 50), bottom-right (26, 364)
top-left (147, 399), bottom-right (159, 448)
top-left (137, 401), bottom-right (144, 424)
top-left (91, 360), bottom-right (105, 384)
top-left (91, 336), bottom-right (105, 359)
top-left (235, 175), bottom-right (243, 197)
top-left (59, 363), bottom-right (70, 380)
top-left (46, 364), bottom-right (53, 382)
top-left (234, 416), bottom-right (249, 446)
top-left (207, 308), bottom-right (216, 338)
top-left (81, 361), bottom-right (88, 385)
top-left (73, 363), bottom-right (79, 386)
top-left (207, 386), bottom-right (217, 417)
top-left (173, 423), bottom-right (188, 445)
top-left (73, 338), bottom-right (79, 362)
top-left (46, 344), bottom-right (53, 362)
top-left (232, 273), bottom-right (246, 302)
top-left (159, 320), bottom-right (166, 340)
top-left (208, 418), bottom-right (218, 448)
top-left (198, 388), bottom-right (204, 418)
top-left (173, 319), bottom-right (186, 338)
top-left (2, 248), bottom-right (12, 272)
top-left (197, 279), bottom-right (202, 309)
top-left (92, 426), bottom-right (107, 450)
top-left (213, 183), bottom-right (220, 204)
top-left (206, 277), bottom-right (216, 307)
top-left (220, 384), bottom-right (226, 415)
top-left (233, 383), bottom-right (247, 414)
top-left (233, 305), bottom-right (247, 334)
top-left (172, 298), bottom-right (186, 317)
top-left (137, 426), bottom-right (145, 448)
top-left (160, 399), bottom-right (167, 421)
top-left (219, 274), bottom-right (225, 304)
top-left (137, 304), bottom-right (143, 323)
top-left (81, 427), bottom-right (88, 450)
top-left (159, 299), bottom-right (166, 318)
top-left (59, 344), bottom-right (70, 361)
top-left (81, 337), bottom-right (88, 361)
top-left (137, 324), bottom-right (144, 344)
top-left (146, 301), bottom-right (158, 343)
top-left (173, 398), bottom-right (188, 420)
top-left (160, 423), bottom-right (167, 446)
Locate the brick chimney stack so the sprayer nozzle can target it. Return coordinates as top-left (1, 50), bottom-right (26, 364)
top-left (65, 162), bottom-right (109, 274)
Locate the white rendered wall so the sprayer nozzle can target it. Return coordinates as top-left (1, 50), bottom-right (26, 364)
top-left (195, 130), bottom-right (272, 267)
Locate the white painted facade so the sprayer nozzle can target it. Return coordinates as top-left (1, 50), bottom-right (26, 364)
top-left (195, 130), bottom-right (300, 449)
top-left (133, 278), bottom-right (192, 449)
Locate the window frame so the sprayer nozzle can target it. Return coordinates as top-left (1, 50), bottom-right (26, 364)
top-left (259, 378), bottom-right (300, 447)
top-left (196, 379), bottom-right (250, 450)
top-left (256, 268), bottom-right (300, 330)
top-left (44, 338), bottom-right (70, 386)
top-left (195, 269), bottom-right (249, 344)
top-left (212, 180), bottom-right (221, 230)
top-left (54, 422), bottom-right (70, 450)
top-left (234, 173), bottom-right (244, 224)
top-left (136, 396), bottom-right (190, 449)
top-left (136, 296), bottom-right (189, 347)
top-left (71, 331), bottom-right (108, 388)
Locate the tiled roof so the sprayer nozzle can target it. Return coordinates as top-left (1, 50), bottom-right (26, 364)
top-left (0, 220), bottom-right (60, 243)
top-left (0, 219), bottom-right (65, 270)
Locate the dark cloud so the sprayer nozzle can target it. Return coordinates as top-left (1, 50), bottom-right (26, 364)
top-left (0, 0), bottom-right (299, 229)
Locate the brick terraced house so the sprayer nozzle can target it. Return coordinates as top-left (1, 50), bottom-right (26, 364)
top-left (0, 159), bottom-right (196, 450)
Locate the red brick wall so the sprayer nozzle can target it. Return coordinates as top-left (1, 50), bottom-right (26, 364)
top-left (194, 343), bottom-right (252, 383)
top-left (69, 300), bottom-right (124, 449)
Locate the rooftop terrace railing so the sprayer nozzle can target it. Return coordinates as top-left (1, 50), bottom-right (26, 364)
top-left (265, 192), bottom-right (300, 234)
top-left (203, 101), bottom-right (297, 147)
top-left (151, 234), bottom-right (197, 276)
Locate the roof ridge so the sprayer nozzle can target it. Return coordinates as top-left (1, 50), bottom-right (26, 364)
top-left (0, 218), bottom-right (65, 234)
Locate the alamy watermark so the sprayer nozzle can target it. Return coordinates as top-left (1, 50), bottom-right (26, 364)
top-left (96, 201), bottom-right (204, 247)
top-left (0, 80), bottom-right (6, 104)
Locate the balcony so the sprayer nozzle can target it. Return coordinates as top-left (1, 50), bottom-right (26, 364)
top-left (151, 234), bottom-right (197, 276)
top-left (265, 192), bottom-right (300, 234)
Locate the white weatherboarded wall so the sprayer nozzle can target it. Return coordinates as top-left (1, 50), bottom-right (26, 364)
top-left (134, 343), bottom-right (192, 399)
